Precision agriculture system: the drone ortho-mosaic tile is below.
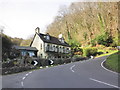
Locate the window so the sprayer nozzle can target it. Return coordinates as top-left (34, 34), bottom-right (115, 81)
top-left (55, 46), bottom-right (58, 52)
top-left (63, 47), bottom-right (65, 53)
top-left (41, 44), bottom-right (42, 50)
top-left (46, 36), bottom-right (50, 40)
top-left (67, 48), bottom-right (69, 53)
top-left (59, 47), bottom-right (61, 53)
top-left (53, 45), bottom-right (55, 51)
top-left (41, 54), bottom-right (42, 58)
top-left (46, 44), bottom-right (49, 51)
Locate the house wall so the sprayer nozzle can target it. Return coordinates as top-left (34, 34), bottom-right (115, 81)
top-left (31, 34), bottom-right (47, 58)
top-left (31, 34), bottom-right (71, 59)
top-left (44, 42), bottom-right (71, 59)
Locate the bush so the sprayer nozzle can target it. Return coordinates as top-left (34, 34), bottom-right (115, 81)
top-left (83, 47), bottom-right (98, 57)
top-left (53, 59), bottom-right (63, 65)
top-left (38, 59), bottom-right (49, 66)
top-left (91, 39), bottom-right (96, 46)
top-left (96, 33), bottom-right (113, 47)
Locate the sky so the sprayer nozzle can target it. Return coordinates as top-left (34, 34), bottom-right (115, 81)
top-left (0, 0), bottom-right (80, 39)
top-left (0, 0), bottom-right (117, 39)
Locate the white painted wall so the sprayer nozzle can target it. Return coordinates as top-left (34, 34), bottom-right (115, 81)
top-left (31, 34), bottom-right (47, 58)
top-left (31, 33), bottom-right (71, 59)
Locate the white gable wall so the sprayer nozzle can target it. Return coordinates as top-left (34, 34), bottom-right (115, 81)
top-left (31, 33), bottom-right (71, 59)
top-left (31, 34), bottom-right (47, 58)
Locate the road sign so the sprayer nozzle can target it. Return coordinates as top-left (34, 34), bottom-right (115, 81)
top-left (34, 60), bottom-right (38, 66)
top-left (50, 60), bottom-right (54, 65)
top-left (31, 60), bottom-right (38, 66)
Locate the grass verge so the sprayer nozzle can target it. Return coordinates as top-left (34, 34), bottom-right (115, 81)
top-left (104, 51), bottom-right (120, 73)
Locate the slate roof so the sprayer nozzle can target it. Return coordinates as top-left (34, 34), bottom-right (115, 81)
top-left (38, 33), bottom-right (70, 47)
top-left (12, 45), bottom-right (38, 51)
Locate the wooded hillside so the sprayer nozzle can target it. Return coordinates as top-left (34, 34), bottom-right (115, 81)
top-left (47, 2), bottom-right (119, 47)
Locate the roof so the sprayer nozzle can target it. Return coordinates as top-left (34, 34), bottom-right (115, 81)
top-left (38, 33), bottom-right (70, 47)
top-left (12, 45), bottom-right (38, 51)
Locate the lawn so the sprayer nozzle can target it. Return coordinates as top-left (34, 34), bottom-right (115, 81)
top-left (105, 51), bottom-right (120, 73)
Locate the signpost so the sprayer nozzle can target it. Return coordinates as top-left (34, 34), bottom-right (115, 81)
top-left (31, 60), bottom-right (38, 66)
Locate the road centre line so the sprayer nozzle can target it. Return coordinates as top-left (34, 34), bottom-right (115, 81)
top-left (21, 82), bottom-right (24, 87)
top-left (90, 78), bottom-right (120, 88)
top-left (21, 71), bottom-right (32, 87)
top-left (22, 77), bottom-right (26, 80)
top-left (101, 59), bottom-right (118, 74)
top-left (26, 73), bottom-right (29, 76)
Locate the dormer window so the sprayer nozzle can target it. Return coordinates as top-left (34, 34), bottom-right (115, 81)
top-left (58, 34), bottom-right (64, 43)
top-left (46, 36), bottom-right (50, 40)
top-left (46, 33), bottom-right (50, 40)
top-left (61, 38), bottom-right (65, 43)
top-left (59, 37), bottom-right (64, 43)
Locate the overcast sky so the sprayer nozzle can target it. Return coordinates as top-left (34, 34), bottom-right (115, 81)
top-left (0, 0), bottom-right (81, 39)
top-left (0, 0), bottom-right (117, 39)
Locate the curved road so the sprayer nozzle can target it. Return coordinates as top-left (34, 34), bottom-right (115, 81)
top-left (2, 56), bottom-right (120, 88)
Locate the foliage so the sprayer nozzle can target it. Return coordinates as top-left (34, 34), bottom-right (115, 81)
top-left (20, 37), bottom-right (33, 46)
top-left (96, 33), bottom-right (113, 47)
top-left (11, 37), bottom-right (23, 45)
top-left (46, 2), bottom-right (118, 47)
top-left (91, 39), bottom-right (96, 46)
top-left (83, 47), bottom-right (98, 57)
top-left (68, 39), bottom-right (81, 48)
top-left (2, 33), bottom-right (33, 61)
top-left (9, 48), bottom-right (21, 59)
top-left (2, 34), bottom-right (13, 60)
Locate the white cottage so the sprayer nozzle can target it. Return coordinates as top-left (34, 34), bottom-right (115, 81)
top-left (30, 27), bottom-right (71, 59)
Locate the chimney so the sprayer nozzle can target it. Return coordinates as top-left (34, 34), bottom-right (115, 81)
top-left (35, 27), bottom-right (40, 34)
top-left (58, 34), bottom-right (63, 38)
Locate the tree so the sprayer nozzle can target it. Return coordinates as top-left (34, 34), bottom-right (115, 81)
top-left (46, 2), bottom-right (118, 47)
top-left (20, 35), bottom-right (33, 46)
top-left (2, 34), bottom-right (13, 60)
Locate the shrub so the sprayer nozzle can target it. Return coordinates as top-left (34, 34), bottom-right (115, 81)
top-left (37, 59), bottom-right (49, 66)
top-left (53, 59), bottom-right (63, 65)
top-left (91, 39), bottom-right (96, 46)
top-left (83, 47), bottom-right (98, 57)
top-left (96, 33), bottom-right (113, 47)
top-left (64, 58), bottom-right (71, 63)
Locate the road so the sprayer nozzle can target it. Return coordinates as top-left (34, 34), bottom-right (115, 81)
top-left (2, 56), bottom-right (120, 88)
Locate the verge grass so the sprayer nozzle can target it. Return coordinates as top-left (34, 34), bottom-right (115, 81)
top-left (105, 51), bottom-right (120, 73)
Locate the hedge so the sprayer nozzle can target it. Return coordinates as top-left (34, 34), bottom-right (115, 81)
top-left (83, 47), bottom-right (98, 57)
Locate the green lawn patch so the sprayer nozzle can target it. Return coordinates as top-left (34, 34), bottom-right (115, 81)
top-left (105, 51), bottom-right (120, 73)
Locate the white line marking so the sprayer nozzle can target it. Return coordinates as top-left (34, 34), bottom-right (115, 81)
top-left (26, 73), bottom-right (29, 76)
top-left (70, 65), bottom-right (75, 72)
top-left (71, 70), bottom-right (74, 72)
top-left (90, 78), bottom-right (120, 88)
top-left (101, 59), bottom-right (118, 74)
top-left (21, 82), bottom-right (24, 87)
top-left (22, 77), bottom-right (26, 80)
